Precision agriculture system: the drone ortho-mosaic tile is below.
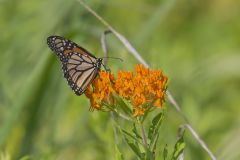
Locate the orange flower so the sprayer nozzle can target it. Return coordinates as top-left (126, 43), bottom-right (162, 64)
top-left (133, 107), bottom-right (145, 117)
top-left (85, 71), bottom-right (114, 110)
top-left (84, 64), bottom-right (168, 116)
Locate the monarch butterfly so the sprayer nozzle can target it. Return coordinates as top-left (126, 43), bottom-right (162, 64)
top-left (47, 35), bottom-right (104, 96)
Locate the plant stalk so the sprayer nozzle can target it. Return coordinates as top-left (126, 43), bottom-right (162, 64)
top-left (140, 122), bottom-right (148, 147)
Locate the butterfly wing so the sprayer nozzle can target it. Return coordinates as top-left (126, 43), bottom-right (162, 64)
top-left (47, 35), bottom-right (97, 60)
top-left (47, 36), bottom-right (102, 95)
top-left (63, 52), bottom-right (101, 95)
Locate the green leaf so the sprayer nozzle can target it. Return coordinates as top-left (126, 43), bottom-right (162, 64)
top-left (124, 136), bottom-right (143, 159)
top-left (122, 129), bottom-right (142, 144)
top-left (113, 94), bottom-right (132, 117)
top-left (148, 112), bottom-right (164, 151)
top-left (145, 147), bottom-right (155, 160)
top-left (121, 98), bottom-right (134, 113)
top-left (163, 144), bottom-right (168, 160)
top-left (148, 112), bottom-right (164, 140)
top-left (132, 123), bottom-right (142, 139)
top-left (171, 136), bottom-right (185, 160)
top-left (150, 132), bottom-right (159, 152)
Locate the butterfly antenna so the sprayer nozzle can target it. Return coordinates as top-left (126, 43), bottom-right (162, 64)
top-left (101, 57), bottom-right (124, 62)
top-left (100, 57), bottom-right (123, 72)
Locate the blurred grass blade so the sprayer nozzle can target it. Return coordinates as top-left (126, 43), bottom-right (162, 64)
top-left (163, 144), bottom-right (168, 160)
top-left (0, 52), bottom-right (53, 146)
top-left (115, 146), bottom-right (124, 160)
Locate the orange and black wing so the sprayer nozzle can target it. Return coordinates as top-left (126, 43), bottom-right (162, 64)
top-left (62, 52), bottom-right (102, 95)
top-left (47, 36), bottom-right (102, 95)
top-left (47, 35), bottom-right (96, 61)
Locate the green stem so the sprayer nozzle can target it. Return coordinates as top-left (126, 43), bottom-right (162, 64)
top-left (140, 122), bottom-right (148, 147)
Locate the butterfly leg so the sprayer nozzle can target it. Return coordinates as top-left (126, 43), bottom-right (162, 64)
top-left (102, 63), bottom-right (111, 72)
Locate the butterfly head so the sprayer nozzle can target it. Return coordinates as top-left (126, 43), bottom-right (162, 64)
top-left (96, 58), bottom-right (103, 70)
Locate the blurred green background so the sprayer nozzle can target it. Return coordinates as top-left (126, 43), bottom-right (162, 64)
top-left (0, 0), bottom-right (240, 159)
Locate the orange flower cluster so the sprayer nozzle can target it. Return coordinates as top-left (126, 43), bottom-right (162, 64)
top-left (85, 71), bottom-right (114, 110)
top-left (85, 64), bottom-right (168, 116)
